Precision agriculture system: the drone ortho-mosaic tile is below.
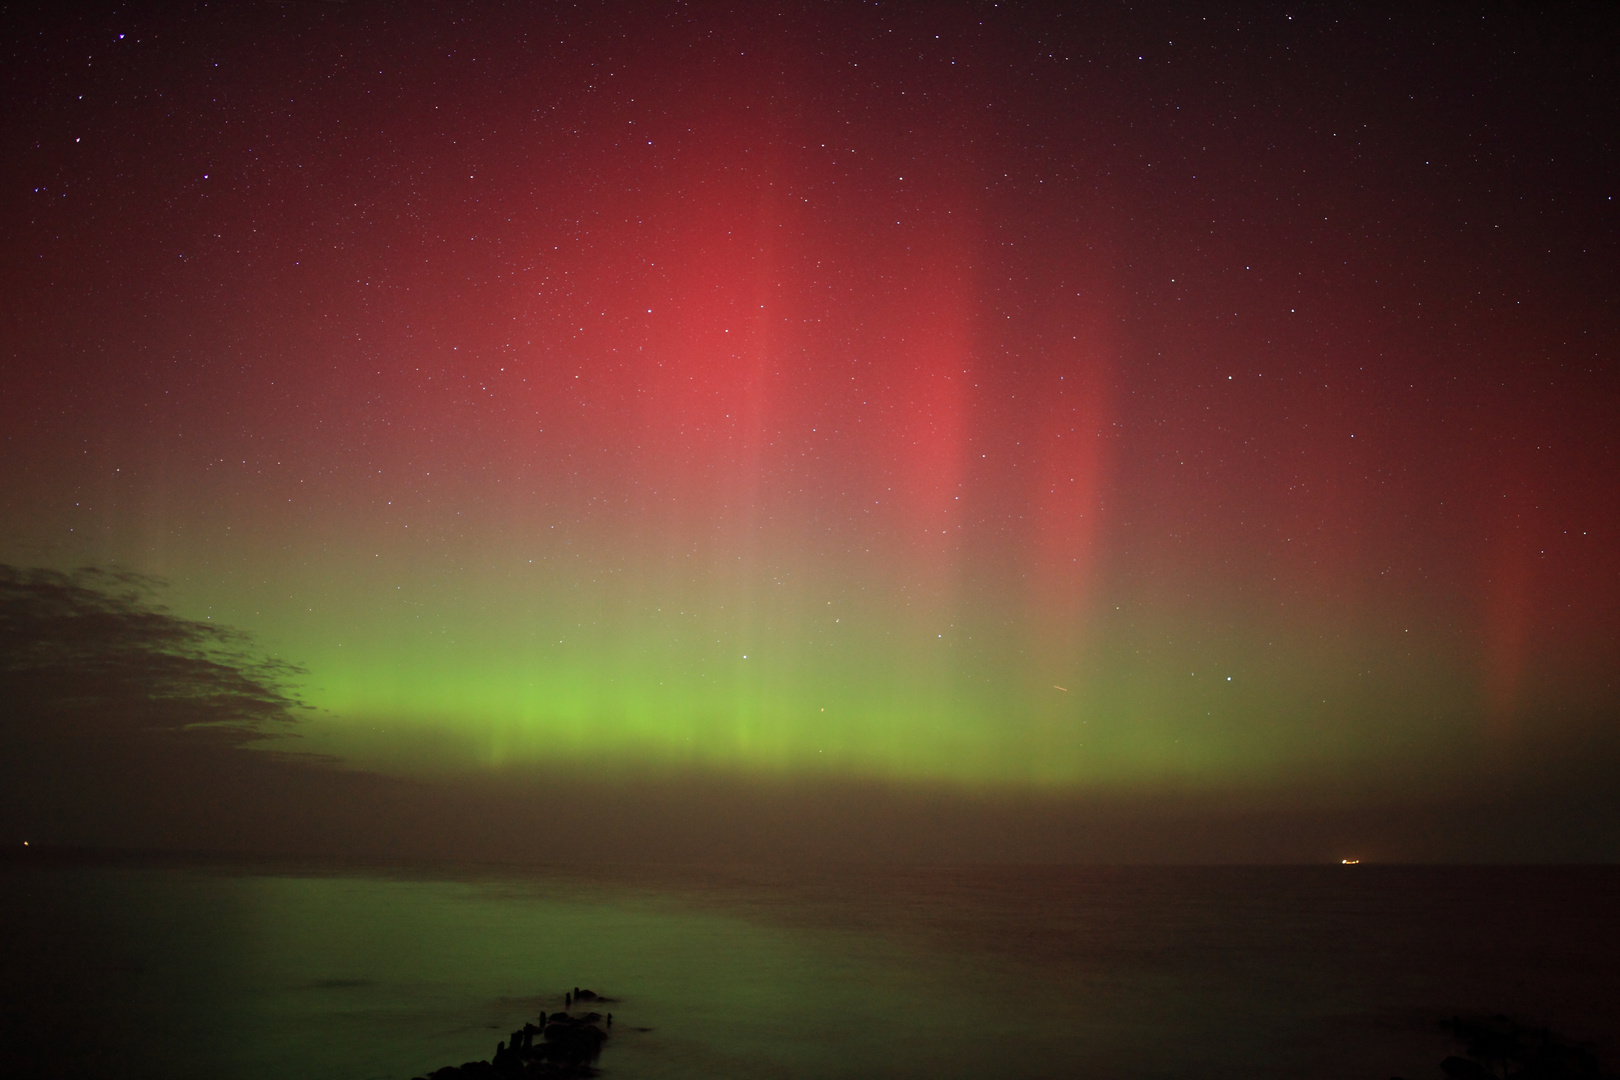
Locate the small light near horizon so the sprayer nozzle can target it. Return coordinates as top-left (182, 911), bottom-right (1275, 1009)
top-left (1341, 858), bottom-right (1359, 865)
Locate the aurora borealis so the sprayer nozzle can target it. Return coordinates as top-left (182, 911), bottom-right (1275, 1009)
top-left (3, 3), bottom-right (1618, 858)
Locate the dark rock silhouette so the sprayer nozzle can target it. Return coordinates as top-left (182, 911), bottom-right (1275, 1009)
top-left (414, 991), bottom-right (616, 1079)
top-left (1391, 1014), bottom-right (1606, 1080)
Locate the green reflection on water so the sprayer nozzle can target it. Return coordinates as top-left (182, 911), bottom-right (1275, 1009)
top-left (232, 872), bottom-right (1032, 1080)
top-left (17, 862), bottom-right (1599, 1080)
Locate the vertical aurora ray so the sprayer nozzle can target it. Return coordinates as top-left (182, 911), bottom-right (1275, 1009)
top-left (3, 3), bottom-right (1616, 803)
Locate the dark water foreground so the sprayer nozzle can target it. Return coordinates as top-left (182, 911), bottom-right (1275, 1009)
top-left (1, 852), bottom-right (1616, 1080)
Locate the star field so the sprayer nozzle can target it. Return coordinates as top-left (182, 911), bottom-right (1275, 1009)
top-left (3, 3), bottom-right (1616, 798)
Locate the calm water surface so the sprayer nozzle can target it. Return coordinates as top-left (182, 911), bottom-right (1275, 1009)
top-left (2, 858), bottom-right (1615, 1079)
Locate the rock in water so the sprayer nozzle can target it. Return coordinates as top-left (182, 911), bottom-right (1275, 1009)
top-left (414, 1001), bottom-right (611, 1078)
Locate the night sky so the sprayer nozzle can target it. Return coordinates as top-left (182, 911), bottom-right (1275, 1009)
top-left (3, 2), bottom-right (1617, 861)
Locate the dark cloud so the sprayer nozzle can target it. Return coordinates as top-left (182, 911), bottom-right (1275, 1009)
top-left (1, 563), bottom-right (306, 748)
top-left (0, 563), bottom-right (348, 852)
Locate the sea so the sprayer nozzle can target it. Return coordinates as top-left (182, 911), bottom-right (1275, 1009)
top-left (2, 856), bottom-right (1615, 1080)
